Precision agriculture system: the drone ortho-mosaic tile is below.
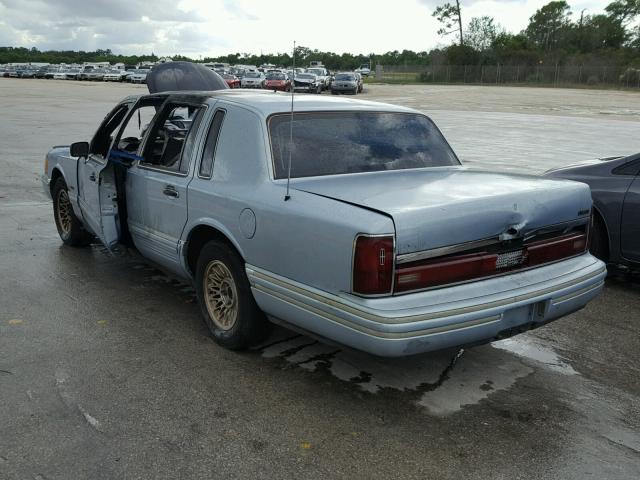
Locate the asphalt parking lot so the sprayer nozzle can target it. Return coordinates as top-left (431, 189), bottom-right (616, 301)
top-left (1, 78), bottom-right (639, 479)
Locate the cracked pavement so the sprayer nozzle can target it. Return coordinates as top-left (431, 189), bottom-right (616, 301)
top-left (0, 79), bottom-right (639, 479)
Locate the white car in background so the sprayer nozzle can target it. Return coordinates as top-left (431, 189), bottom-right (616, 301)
top-left (306, 67), bottom-right (331, 90)
top-left (103, 70), bottom-right (126, 82)
top-left (355, 64), bottom-right (371, 76)
top-left (240, 71), bottom-right (265, 88)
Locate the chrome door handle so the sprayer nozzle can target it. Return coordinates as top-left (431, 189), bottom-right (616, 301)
top-left (163, 185), bottom-right (179, 198)
top-left (88, 173), bottom-right (96, 182)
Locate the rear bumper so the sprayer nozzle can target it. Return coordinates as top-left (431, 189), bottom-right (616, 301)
top-left (332, 85), bottom-right (357, 91)
top-left (248, 254), bottom-right (606, 357)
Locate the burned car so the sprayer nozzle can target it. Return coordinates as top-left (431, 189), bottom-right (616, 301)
top-left (42, 63), bottom-right (605, 357)
top-left (293, 73), bottom-right (322, 94)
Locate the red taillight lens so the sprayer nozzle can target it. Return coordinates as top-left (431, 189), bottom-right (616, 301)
top-left (353, 236), bottom-right (394, 295)
top-left (393, 232), bottom-right (588, 293)
top-left (527, 233), bottom-right (587, 266)
top-left (395, 253), bottom-right (498, 293)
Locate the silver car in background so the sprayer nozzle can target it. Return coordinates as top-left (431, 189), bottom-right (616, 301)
top-left (130, 69), bottom-right (150, 84)
top-left (293, 73), bottom-right (322, 93)
top-left (306, 67), bottom-right (331, 90)
top-left (240, 71), bottom-right (265, 88)
top-left (331, 72), bottom-right (359, 94)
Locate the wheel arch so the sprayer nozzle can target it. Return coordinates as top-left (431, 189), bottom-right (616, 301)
top-left (184, 223), bottom-right (245, 276)
top-left (50, 166), bottom-right (65, 196)
top-left (591, 204), bottom-right (610, 261)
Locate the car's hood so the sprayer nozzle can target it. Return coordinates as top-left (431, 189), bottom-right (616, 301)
top-left (292, 167), bottom-right (592, 254)
top-left (146, 61), bottom-right (228, 93)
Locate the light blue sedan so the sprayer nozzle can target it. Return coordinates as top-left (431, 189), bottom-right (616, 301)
top-left (42, 71), bottom-right (605, 356)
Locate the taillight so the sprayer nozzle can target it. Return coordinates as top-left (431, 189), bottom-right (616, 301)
top-left (353, 235), bottom-right (394, 295)
top-left (395, 253), bottom-right (497, 293)
top-left (393, 232), bottom-right (588, 293)
top-left (527, 233), bottom-right (587, 266)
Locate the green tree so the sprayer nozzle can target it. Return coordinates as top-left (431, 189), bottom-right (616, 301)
top-left (525, 1), bottom-right (573, 50)
top-left (432, 0), bottom-right (464, 45)
top-left (605, 0), bottom-right (640, 23)
top-left (578, 14), bottom-right (628, 51)
top-left (465, 16), bottom-right (502, 51)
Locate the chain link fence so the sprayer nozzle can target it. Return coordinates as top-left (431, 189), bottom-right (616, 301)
top-left (375, 64), bottom-right (640, 89)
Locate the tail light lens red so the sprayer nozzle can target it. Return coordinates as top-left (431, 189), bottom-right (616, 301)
top-left (395, 253), bottom-right (498, 293)
top-left (353, 235), bottom-right (394, 295)
top-left (526, 233), bottom-right (587, 266)
top-left (394, 232), bottom-right (588, 293)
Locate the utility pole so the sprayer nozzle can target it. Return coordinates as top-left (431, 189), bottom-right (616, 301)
top-left (456, 0), bottom-right (463, 46)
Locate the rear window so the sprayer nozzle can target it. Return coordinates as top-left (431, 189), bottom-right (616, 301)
top-left (269, 112), bottom-right (459, 179)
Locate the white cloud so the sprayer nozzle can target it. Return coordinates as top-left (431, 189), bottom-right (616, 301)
top-left (0, 0), bottom-right (613, 56)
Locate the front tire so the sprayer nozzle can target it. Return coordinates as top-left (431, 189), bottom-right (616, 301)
top-left (52, 177), bottom-right (93, 247)
top-left (195, 240), bottom-right (270, 350)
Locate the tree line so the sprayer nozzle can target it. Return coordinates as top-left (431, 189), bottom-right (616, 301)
top-left (1, 1), bottom-right (638, 71)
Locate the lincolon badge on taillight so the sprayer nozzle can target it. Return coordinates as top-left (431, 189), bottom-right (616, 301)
top-left (352, 234), bottom-right (394, 295)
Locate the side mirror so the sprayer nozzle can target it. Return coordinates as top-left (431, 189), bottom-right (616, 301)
top-left (70, 141), bottom-right (89, 158)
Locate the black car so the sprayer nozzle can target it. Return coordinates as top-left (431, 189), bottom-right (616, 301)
top-left (545, 153), bottom-right (640, 271)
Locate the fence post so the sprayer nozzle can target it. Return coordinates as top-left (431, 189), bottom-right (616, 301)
top-left (516, 65), bottom-right (519, 83)
top-left (480, 65), bottom-right (484, 84)
top-left (536, 65), bottom-right (540, 84)
top-left (578, 65), bottom-right (582, 84)
top-left (602, 66), bottom-right (607, 84)
top-left (496, 64), bottom-right (500, 84)
top-left (463, 65), bottom-right (467, 84)
top-left (447, 64), bottom-right (450, 83)
top-left (555, 63), bottom-right (559, 87)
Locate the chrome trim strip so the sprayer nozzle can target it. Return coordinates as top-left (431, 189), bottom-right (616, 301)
top-left (396, 218), bottom-right (590, 265)
top-left (254, 283), bottom-right (502, 339)
top-left (246, 264), bottom-right (606, 325)
top-left (136, 163), bottom-right (189, 177)
top-left (396, 237), bottom-right (500, 264)
top-left (552, 281), bottom-right (604, 304)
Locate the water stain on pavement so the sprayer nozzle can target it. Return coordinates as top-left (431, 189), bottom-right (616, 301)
top-left (256, 328), bottom-right (552, 416)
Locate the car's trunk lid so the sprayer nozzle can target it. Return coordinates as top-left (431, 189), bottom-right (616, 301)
top-left (292, 167), bottom-right (592, 255)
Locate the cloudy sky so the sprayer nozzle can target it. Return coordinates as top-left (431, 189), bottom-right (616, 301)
top-left (0, 0), bottom-right (611, 56)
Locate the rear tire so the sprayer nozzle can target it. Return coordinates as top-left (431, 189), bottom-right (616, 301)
top-left (52, 177), bottom-right (93, 247)
top-left (195, 240), bottom-right (271, 350)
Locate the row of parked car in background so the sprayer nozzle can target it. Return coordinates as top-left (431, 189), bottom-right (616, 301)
top-left (0, 65), bottom-right (152, 83)
top-left (216, 64), bottom-right (365, 94)
top-left (0, 61), bottom-right (370, 95)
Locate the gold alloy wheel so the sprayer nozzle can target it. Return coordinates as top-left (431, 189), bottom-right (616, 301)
top-left (56, 188), bottom-right (72, 235)
top-left (203, 260), bottom-right (239, 331)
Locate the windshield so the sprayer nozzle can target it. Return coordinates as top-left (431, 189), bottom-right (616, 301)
top-left (266, 73), bottom-right (286, 80)
top-left (307, 68), bottom-right (324, 75)
top-left (269, 112), bottom-right (459, 179)
top-left (297, 74), bottom-right (315, 80)
top-left (335, 73), bottom-right (355, 81)
top-left (245, 72), bottom-right (261, 78)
